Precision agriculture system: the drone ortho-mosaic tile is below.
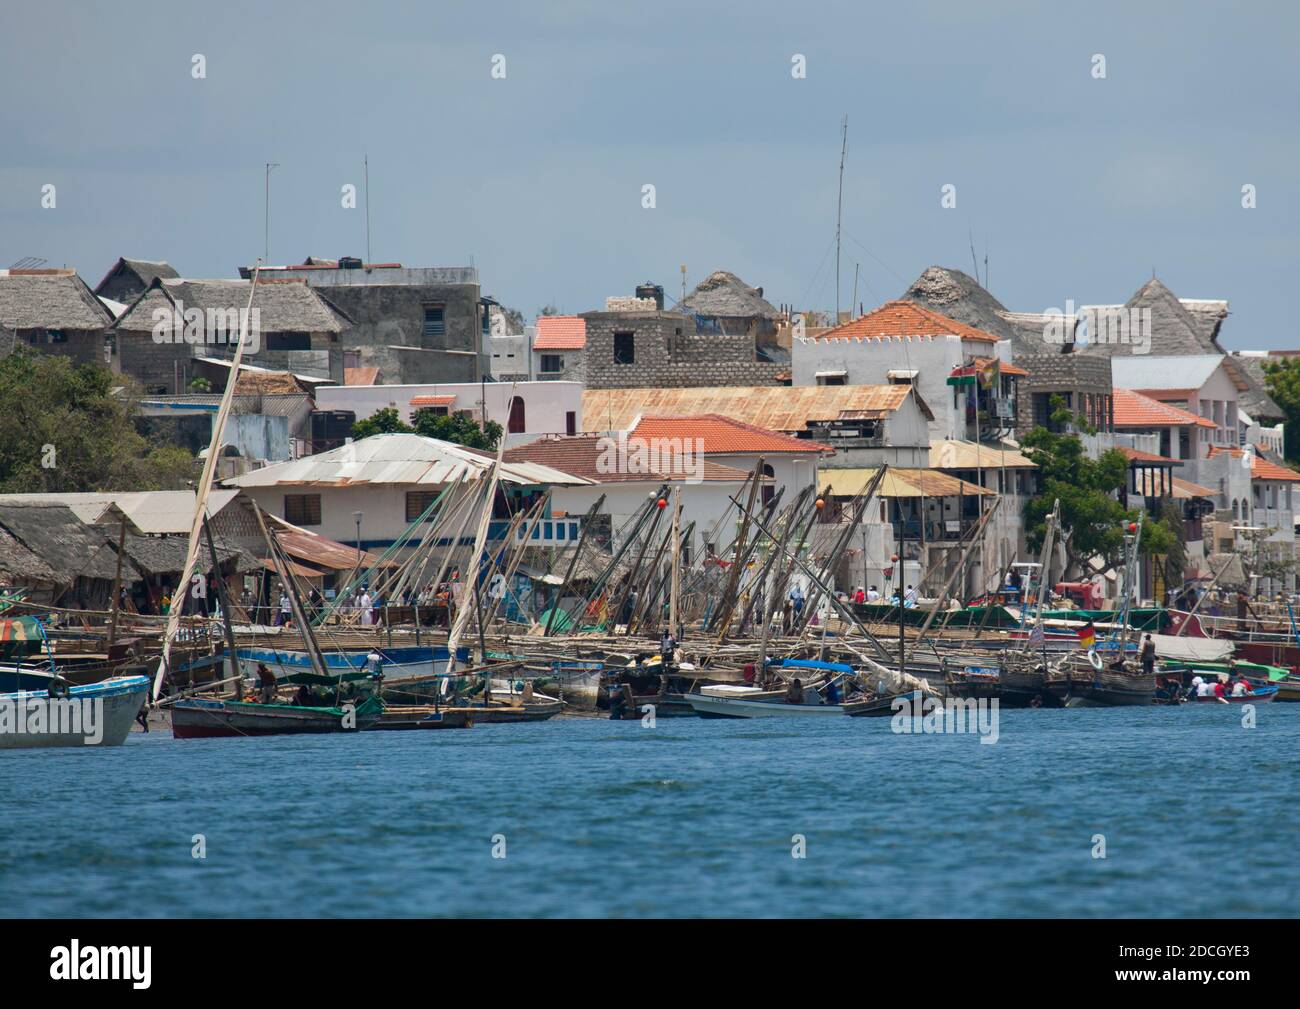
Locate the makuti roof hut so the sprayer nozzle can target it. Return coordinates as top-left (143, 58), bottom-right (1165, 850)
top-left (673, 270), bottom-right (783, 338)
top-left (0, 503), bottom-right (137, 607)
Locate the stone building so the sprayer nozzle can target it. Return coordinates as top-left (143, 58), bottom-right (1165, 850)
top-left (0, 269), bottom-right (114, 367)
top-left (238, 259), bottom-right (487, 385)
top-left (110, 277), bottom-right (351, 393)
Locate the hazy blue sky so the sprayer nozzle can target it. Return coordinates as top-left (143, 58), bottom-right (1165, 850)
top-left (2, 1), bottom-right (1297, 345)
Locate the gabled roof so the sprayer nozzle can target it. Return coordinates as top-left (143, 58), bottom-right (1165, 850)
top-left (533, 315), bottom-right (586, 350)
top-left (1111, 355), bottom-right (1230, 393)
top-left (503, 434), bottom-right (758, 483)
top-left (1112, 388), bottom-right (1216, 429)
top-left (0, 504), bottom-right (134, 582)
top-left (672, 270), bottom-right (782, 320)
top-left (93, 257), bottom-right (179, 295)
top-left (0, 270), bottom-right (115, 330)
top-left (815, 300), bottom-right (1001, 344)
top-left (582, 384), bottom-right (929, 434)
top-left (224, 433), bottom-right (591, 489)
top-left (115, 277), bottom-right (351, 334)
top-left (629, 415), bottom-right (830, 455)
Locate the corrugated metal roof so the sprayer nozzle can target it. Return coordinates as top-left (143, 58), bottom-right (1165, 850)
top-left (929, 440), bottom-right (1037, 470)
top-left (819, 468), bottom-right (996, 499)
top-left (1111, 355), bottom-right (1227, 392)
top-left (0, 490), bottom-right (241, 535)
top-left (224, 433), bottom-right (590, 488)
top-left (583, 385), bottom-right (918, 434)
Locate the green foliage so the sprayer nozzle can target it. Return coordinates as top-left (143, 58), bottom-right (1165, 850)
top-left (412, 411), bottom-right (502, 450)
top-left (348, 406), bottom-right (502, 451)
top-left (1261, 358), bottom-right (1300, 462)
top-left (188, 376), bottom-right (212, 393)
top-left (0, 350), bottom-right (200, 492)
top-left (349, 407), bottom-right (413, 440)
top-left (1021, 395), bottom-right (1176, 577)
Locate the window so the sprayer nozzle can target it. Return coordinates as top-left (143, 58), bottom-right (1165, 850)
top-left (423, 305), bottom-right (446, 338)
top-left (266, 332), bottom-right (311, 351)
top-left (284, 494), bottom-right (321, 526)
top-left (508, 397), bottom-right (526, 434)
top-left (540, 354), bottom-right (563, 374)
top-left (406, 491), bottom-right (439, 523)
top-left (818, 374), bottom-right (846, 386)
top-left (565, 411), bottom-right (576, 436)
top-left (614, 331), bottom-right (635, 364)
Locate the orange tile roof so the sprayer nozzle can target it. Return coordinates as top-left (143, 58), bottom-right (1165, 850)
top-left (533, 315), bottom-right (586, 350)
top-left (1250, 453), bottom-right (1300, 482)
top-left (630, 415), bottom-right (829, 455)
top-left (1113, 388), bottom-right (1215, 429)
top-left (503, 435), bottom-right (757, 483)
top-left (410, 394), bottom-right (456, 407)
top-left (814, 300), bottom-right (1001, 344)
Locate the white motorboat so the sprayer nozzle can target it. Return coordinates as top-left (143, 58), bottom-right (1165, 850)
top-left (0, 674), bottom-right (150, 748)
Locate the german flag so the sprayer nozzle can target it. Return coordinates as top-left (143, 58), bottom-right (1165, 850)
top-left (1077, 621), bottom-right (1097, 649)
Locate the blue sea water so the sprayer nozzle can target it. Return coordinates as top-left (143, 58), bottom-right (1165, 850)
top-left (2, 705), bottom-right (1296, 918)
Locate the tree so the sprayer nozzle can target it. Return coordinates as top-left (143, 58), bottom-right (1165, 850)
top-left (412, 411), bottom-right (502, 450)
top-left (1021, 395), bottom-right (1175, 580)
top-left (1261, 357), bottom-right (1300, 463)
top-left (347, 407), bottom-right (502, 451)
top-left (349, 407), bottom-right (413, 440)
top-left (502, 307), bottom-right (526, 333)
top-left (0, 350), bottom-right (200, 492)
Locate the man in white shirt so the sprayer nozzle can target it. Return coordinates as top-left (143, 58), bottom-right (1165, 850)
top-left (866, 586), bottom-right (880, 603)
top-left (359, 589), bottom-right (374, 626)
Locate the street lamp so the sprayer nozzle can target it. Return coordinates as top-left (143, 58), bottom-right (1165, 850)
top-left (353, 511), bottom-right (363, 568)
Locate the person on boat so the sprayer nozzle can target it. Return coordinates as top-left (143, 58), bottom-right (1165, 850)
top-left (743, 661), bottom-right (756, 685)
top-left (824, 677), bottom-right (841, 705)
top-left (784, 678), bottom-right (805, 704)
top-left (1140, 634), bottom-right (1156, 676)
top-left (904, 584), bottom-right (918, 608)
top-left (660, 628), bottom-right (677, 665)
top-left (865, 585), bottom-right (878, 603)
top-left (1231, 674), bottom-right (1251, 697)
top-left (256, 663), bottom-right (277, 703)
top-left (277, 590), bottom-right (292, 627)
top-left (358, 587), bottom-right (374, 626)
top-left (1212, 676), bottom-right (1230, 702)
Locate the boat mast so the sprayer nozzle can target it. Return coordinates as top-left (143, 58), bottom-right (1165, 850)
top-left (152, 266), bottom-right (263, 702)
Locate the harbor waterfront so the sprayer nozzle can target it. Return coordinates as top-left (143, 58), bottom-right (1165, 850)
top-left (2, 706), bottom-right (1295, 919)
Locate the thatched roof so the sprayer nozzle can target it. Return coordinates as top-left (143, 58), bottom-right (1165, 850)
top-left (0, 271), bottom-right (115, 331)
top-left (93, 257), bottom-right (179, 296)
top-left (673, 270), bottom-right (782, 320)
top-left (1228, 354), bottom-right (1285, 422)
top-left (0, 523), bottom-right (59, 584)
top-left (0, 504), bottom-right (135, 584)
top-left (115, 278), bottom-right (351, 334)
top-left (118, 531), bottom-right (255, 578)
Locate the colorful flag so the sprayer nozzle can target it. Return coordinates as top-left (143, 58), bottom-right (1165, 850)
top-left (1028, 624), bottom-right (1045, 649)
top-left (1077, 622), bottom-right (1097, 649)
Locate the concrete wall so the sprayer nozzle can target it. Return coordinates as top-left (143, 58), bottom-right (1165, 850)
top-left (315, 381), bottom-right (583, 446)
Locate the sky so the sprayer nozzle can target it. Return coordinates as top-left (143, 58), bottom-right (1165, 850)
top-left (2, 0), bottom-right (1297, 346)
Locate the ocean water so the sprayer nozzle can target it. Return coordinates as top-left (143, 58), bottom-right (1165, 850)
top-left (2, 704), bottom-right (1296, 918)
